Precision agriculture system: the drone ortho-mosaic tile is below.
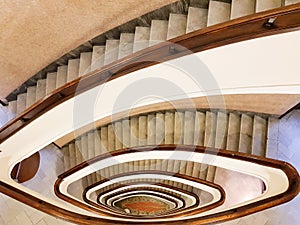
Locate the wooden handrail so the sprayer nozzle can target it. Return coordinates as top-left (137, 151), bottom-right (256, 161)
top-left (1, 4), bottom-right (300, 144)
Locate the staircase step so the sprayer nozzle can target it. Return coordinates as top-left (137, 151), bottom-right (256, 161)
top-left (138, 115), bottom-right (147, 145)
top-left (285, 0), bottom-right (300, 5)
top-left (239, 114), bottom-right (253, 154)
top-left (91, 46), bottom-right (105, 71)
top-left (80, 134), bottom-right (91, 185)
top-left (207, 1), bottom-right (231, 26)
top-left (226, 113), bottom-right (241, 151)
top-left (167, 14), bottom-right (187, 40)
top-left (46, 72), bottom-right (57, 95)
top-left (165, 111), bottom-right (175, 144)
top-left (256, 0), bottom-right (282, 12)
top-left (186, 7), bottom-right (208, 33)
top-left (174, 111), bottom-right (184, 144)
top-left (204, 111), bottom-right (217, 147)
top-left (149, 20), bottom-right (168, 46)
top-left (194, 111), bottom-right (206, 146)
top-left (26, 86), bottom-right (36, 108)
top-left (215, 112), bottom-right (228, 149)
top-left (79, 52), bottom-right (92, 76)
top-left (252, 116), bottom-right (267, 156)
top-left (68, 142), bottom-right (76, 168)
top-left (56, 66), bottom-right (68, 88)
top-left (231, 0), bottom-right (256, 19)
top-left (88, 132), bottom-right (97, 183)
top-left (16, 93), bottom-right (26, 115)
top-left (62, 146), bottom-right (70, 171)
top-left (156, 112), bottom-right (165, 144)
top-left (67, 59), bottom-right (80, 82)
top-left (184, 111), bottom-right (195, 145)
top-left (100, 126), bottom-right (110, 178)
top-left (147, 114), bottom-right (156, 145)
top-left (75, 138), bottom-right (84, 165)
top-left (122, 119), bottom-right (130, 148)
top-left (36, 79), bottom-right (46, 101)
top-left (114, 121), bottom-right (123, 150)
top-left (133, 27), bottom-right (150, 53)
top-left (8, 100), bottom-right (17, 118)
top-left (130, 116), bottom-right (139, 150)
top-left (118, 33), bottom-right (135, 59)
top-left (107, 124), bottom-right (116, 152)
top-left (104, 40), bottom-right (120, 65)
top-left (206, 165), bottom-right (216, 182)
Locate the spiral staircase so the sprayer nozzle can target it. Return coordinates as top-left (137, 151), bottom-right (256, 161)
top-left (0, 0), bottom-right (300, 225)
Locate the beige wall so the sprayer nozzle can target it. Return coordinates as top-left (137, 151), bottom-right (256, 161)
top-left (0, 0), bottom-right (177, 99)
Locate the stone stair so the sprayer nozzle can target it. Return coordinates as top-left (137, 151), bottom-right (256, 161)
top-left (5, 0), bottom-right (300, 119)
top-left (61, 109), bottom-right (275, 190)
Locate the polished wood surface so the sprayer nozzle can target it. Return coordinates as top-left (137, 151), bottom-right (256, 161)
top-left (10, 152), bottom-right (40, 183)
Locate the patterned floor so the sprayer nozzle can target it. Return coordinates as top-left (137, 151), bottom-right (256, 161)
top-left (0, 107), bottom-right (299, 225)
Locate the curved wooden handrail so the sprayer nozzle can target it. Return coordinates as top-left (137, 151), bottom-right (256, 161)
top-left (0, 145), bottom-right (299, 224)
top-left (55, 170), bottom-right (225, 219)
top-left (1, 4), bottom-right (300, 144)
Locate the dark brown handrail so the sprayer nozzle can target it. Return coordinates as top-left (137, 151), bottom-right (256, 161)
top-left (1, 4), bottom-right (300, 144)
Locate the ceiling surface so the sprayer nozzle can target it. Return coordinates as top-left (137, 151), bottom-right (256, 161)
top-left (0, 0), bottom-right (176, 99)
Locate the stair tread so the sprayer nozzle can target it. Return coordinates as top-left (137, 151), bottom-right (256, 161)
top-left (91, 46), bottom-right (105, 71)
top-left (36, 79), bottom-right (46, 101)
top-left (104, 40), bottom-right (120, 66)
top-left (46, 72), bottom-right (57, 95)
top-left (231, 0), bottom-right (255, 19)
top-left (207, 1), bottom-right (231, 26)
top-left (133, 26), bottom-right (150, 53)
top-left (252, 115), bottom-right (267, 156)
top-left (167, 13), bottom-right (187, 40)
top-left (79, 52), bottom-right (92, 76)
top-left (239, 114), bottom-right (253, 154)
top-left (186, 7), bottom-right (208, 33)
top-left (149, 20), bottom-right (168, 46)
top-left (16, 93), bottom-right (27, 115)
top-left (256, 0), bottom-right (282, 12)
top-left (67, 59), bottom-right (80, 82)
top-left (56, 66), bottom-right (68, 89)
top-left (118, 33), bottom-right (135, 59)
top-left (26, 86), bottom-right (36, 109)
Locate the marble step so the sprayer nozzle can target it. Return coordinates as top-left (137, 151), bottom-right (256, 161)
top-left (215, 112), bottom-right (229, 149)
top-left (16, 93), bottom-right (26, 115)
top-left (149, 20), bottom-right (168, 46)
top-left (231, 0), bottom-right (256, 19)
top-left (165, 111), bottom-right (175, 144)
top-left (252, 115), bottom-right (267, 156)
top-left (239, 114), bottom-right (253, 154)
top-left (130, 117), bottom-right (139, 171)
top-left (207, 1), bottom-right (231, 26)
top-left (285, 0), bottom-right (300, 5)
top-left (79, 52), bottom-right (92, 76)
top-left (100, 126), bottom-right (110, 178)
top-left (204, 111), bottom-right (217, 147)
top-left (147, 113), bottom-right (156, 145)
top-left (138, 115), bottom-right (147, 145)
top-left (194, 111), bottom-right (206, 146)
top-left (91, 46), bottom-right (105, 71)
top-left (167, 14), bottom-right (187, 40)
top-left (114, 121), bottom-right (123, 150)
top-left (186, 7), bottom-right (208, 33)
top-left (94, 130), bottom-right (102, 181)
top-left (133, 26), bottom-right (150, 53)
top-left (226, 113), bottom-right (241, 151)
top-left (118, 33), bottom-right (135, 59)
top-left (62, 146), bottom-right (70, 171)
top-left (67, 59), bottom-right (80, 82)
top-left (56, 66), bottom-right (68, 88)
top-left (122, 118), bottom-right (130, 148)
top-left (68, 142), bottom-right (76, 168)
top-left (206, 165), bottom-right (216, 182)
top-left (256, 0), bottom-right (282, 12)
top-left (80, 134), bottom-right (91, 185)
top-left (36, 79), bottom-right (46, 101)
top-left (104, 40), bottom-right (120, 66)
top-left (156, 112), bottom-right (165, 144)
top-left (45, 72), bottom-right (57, 95)
top-left (75, 138), bottom-right (84, 165)
top-left (87, 131), bottom-right (97, 183)
top-left (8, 100), bottom-right (17, 117)
top-left (26, 86), bottom-right (36, 108)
